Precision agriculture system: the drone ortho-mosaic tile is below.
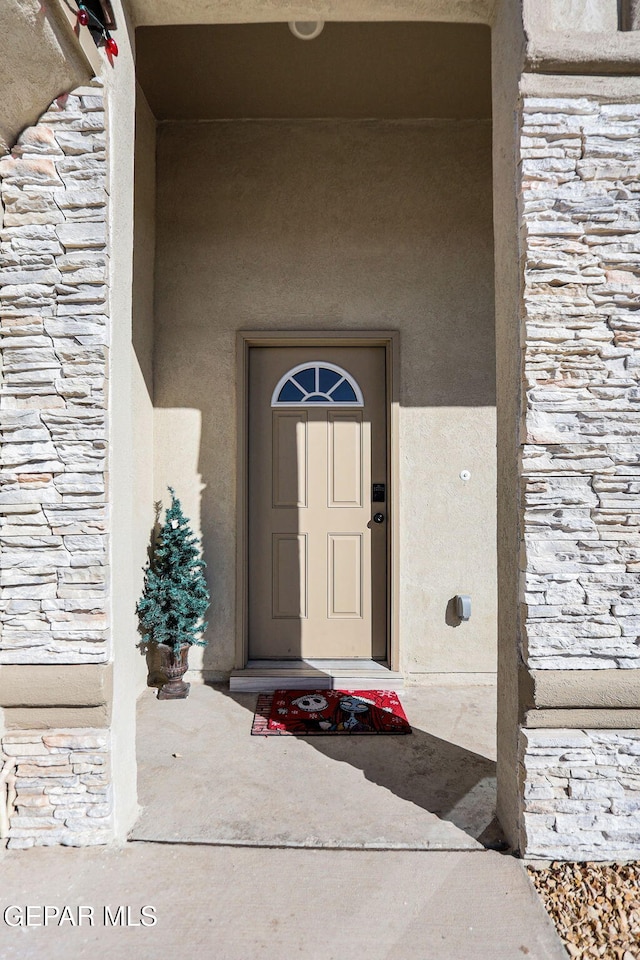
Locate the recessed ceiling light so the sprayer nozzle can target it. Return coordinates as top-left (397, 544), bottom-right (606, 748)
top-left (288, 20), bottom-right (324, 40)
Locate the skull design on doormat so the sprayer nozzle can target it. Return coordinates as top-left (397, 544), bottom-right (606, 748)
top-left (261, 689), bottom-right (412, 735)
top-left (291, 694), bottom-right (329, 713)
top-left (289, 692), bottom-right (372, 731)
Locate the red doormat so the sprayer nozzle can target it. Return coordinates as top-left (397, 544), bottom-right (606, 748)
top-left (251, 689), bottom-right (412, 736)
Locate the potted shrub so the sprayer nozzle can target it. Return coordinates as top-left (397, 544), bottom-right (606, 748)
top-left (136, 488), bottom-right (210, 699)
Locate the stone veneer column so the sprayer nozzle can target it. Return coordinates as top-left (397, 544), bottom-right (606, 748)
top-left (518, 92), bottom-right (640, 858)
top-left (0, 85), bottom-right (113, 847)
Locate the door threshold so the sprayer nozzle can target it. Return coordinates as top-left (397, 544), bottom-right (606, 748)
top-left (230, 659), bottom-right (403, 692)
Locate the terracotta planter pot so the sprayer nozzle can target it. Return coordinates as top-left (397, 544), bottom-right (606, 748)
top-left (156, 643), bottom-right (191, 700)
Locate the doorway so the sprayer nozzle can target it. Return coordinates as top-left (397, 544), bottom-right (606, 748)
top-left (249, 344), bottom-right (387, 660)
top-left (237, 333), bottom-right (399, 672)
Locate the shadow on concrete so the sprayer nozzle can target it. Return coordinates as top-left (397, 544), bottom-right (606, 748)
top-left (218, 685), bottom-right (504, 849)
top-left (133, 681), bottom-right (502, 849)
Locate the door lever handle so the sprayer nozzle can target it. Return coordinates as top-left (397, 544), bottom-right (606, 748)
top-left (373, 513), bottom-right (384, 524)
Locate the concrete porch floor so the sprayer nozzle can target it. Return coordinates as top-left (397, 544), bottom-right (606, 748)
top-left (132, 677), bottom-right (501, 849)
top-left (0, 678), bottom-right (567, 960)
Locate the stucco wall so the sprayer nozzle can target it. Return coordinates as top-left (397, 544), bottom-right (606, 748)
top-left (0, 0), bottom-right (93, 156)
top-left (136, 22), bottom-right (491, 122)
top-left (128, 0), bottom-right (494, 27)
top-left (154, 118), bottom-right (497, 678)
top-left (127, 85), bottom-right (156, 700)
top-left (107, 5), bottom-right (155, 838)
top-left (492, 0), bottom-right (527, 854)
top-left (130, 81), bottom-right (156, 712)
top-left (132, 87), bottom-right (156, 404)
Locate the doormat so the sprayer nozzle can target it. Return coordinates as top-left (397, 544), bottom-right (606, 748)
top-left (251, 689), bottom-right (412, 736)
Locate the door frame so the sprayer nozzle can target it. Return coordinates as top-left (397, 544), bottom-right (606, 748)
top-left (236, 330), bottom-right (400, 671)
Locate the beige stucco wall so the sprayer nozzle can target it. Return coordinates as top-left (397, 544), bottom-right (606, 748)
top-left (133, 86), bottom-right (156, 403)
top-left (128, 0), bottom-right (494, 27)
top-left (153, 118), bottom-right (496, 679)
top-left (136, 22), bottom-right (491, 122)
top-left (107, 3), bottom-right (154, 838)
top-left (0, 0), bottom-right (93, 155)
top-left (491, 0), bottom-right (527, 852)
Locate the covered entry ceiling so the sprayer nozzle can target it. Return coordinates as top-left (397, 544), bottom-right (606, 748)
top-left (136, 22), bottom-right (491, 120)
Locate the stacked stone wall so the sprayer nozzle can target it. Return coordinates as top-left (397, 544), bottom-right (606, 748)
top-left (0, 87), bottom-right (113, 847)
top-left (1, 730), bottom-right (112, 849)
top-left (521, 96), bottom-right (640, 671)
top-left (519, 95), bottom-right (640, 857)
top-left (0, 85), bottom-right (109, 663)
top-left (521, 729), bottom-right (640, 860)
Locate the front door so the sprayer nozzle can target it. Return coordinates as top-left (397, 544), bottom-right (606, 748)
top-left (248, 345), bottom-right (387, 659)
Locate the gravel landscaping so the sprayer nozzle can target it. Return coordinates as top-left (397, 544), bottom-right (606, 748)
top-left (528, 862), bottom-right (640, 959)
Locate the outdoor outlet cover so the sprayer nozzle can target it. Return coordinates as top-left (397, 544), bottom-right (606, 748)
top-left (456, 595), bottom-right (471, 620)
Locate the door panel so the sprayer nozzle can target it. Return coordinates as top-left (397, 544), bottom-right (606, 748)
top-left (249, 345), bottom-right (387, 659)
top-left (272, 412), bottom-right (307, 508)
top-left (272, 534), bottom-right (307, 619)
top-left (328, 413), bottom-right (363, 507)
top-left (328, 534), bottom-right (362, 619)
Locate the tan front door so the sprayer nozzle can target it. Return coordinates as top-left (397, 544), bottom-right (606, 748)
top-left (248, 346), bottom-right (387, 659)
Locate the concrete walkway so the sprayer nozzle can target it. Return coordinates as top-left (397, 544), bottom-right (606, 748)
top-left (0, 844), bottom-right (566, 960)
top-left (0, 680), bottom-right (567, 959)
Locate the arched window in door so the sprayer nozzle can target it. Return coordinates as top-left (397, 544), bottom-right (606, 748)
top-left (271, 362), bottom-right (364, 407)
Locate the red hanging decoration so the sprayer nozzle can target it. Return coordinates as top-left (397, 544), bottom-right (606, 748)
top-left (105, 34), bottom-right (118, 57)
top-left (76, 6), bottom-right (89, 26)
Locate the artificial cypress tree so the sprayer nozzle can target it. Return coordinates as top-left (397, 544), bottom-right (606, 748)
top-left (137, 488), bottom-right (210, 655)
